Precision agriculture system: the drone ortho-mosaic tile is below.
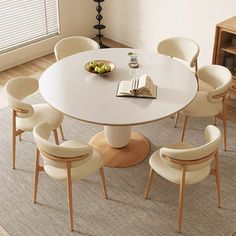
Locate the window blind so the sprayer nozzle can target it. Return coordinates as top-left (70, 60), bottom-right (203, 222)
top-left (0, 0), bottom-right (60, 54)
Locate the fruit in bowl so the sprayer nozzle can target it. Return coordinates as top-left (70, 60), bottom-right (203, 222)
top-left (90, 61), bottom-right (111, 73)
top-left (85, 60), bottom-right (115, 74)
top-left (89, 61), bottom-right (97, 69)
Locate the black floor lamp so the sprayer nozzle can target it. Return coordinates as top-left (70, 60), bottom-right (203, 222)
top-left (93, 0), bottom-right (108, 48)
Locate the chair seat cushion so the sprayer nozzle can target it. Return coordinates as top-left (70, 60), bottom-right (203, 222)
top-left (182, 91), bottom-right (222, 117)
top-left (16, 103), bottom-right (63, 131)
top-left (149, 147), bottom-right (211, 185)
top-left (44, 141), bottom-right (103, 180)
top-left (199, 80), bottom-right (214, 92)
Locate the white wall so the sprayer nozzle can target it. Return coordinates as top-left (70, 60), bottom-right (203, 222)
top-left (102, 0), bottom-right (236, 66)
top-left (0, 0), bottom-right (95, 71)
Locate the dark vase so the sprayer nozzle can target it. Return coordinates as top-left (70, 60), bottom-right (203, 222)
top-left (93, 0), bottom-right (108, 48)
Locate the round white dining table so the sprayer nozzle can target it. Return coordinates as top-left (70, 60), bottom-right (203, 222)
top-left (40, 48), bottom-right (197, 167)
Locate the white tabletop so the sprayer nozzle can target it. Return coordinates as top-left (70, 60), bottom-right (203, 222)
top-left (40, 48), bottom-right (197, 126)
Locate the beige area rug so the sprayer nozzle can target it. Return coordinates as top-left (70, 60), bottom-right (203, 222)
top-left (0, 226), bottom-right (10, 236)
top-left (0, 94), bottom-right (236, 236)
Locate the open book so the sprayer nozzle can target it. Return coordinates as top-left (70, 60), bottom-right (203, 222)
top-left (117, 74), bottom-right (157, 98)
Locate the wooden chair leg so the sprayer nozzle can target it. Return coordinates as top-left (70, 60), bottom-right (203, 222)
top-left (177, 166), bottom-right (186, 233)
top-left (59, 125), bottom-right (65, 140)
top-left (12, 110), bottom-right (16, 169)
top-left (33, 148), bottom-right (40, 203)
top-left (53, 129), bottom-right (59, 145)
top-left (222, 100), bottom-right (227, 151)
top-left (215, 152), bottom-right (221, 208)
top-left (144, 168), bottom-right (155, 199)
top-left (19, 133), bottom-right (22, 141)
top-left (195, 61), bottom-right (199, 92)
top-left (174, 112), bottom-right (179, 128)
top-left (180, 116), bottom-right (189, 142)
top-left (66, 163), bottom-right (74, 231)
top-left (99, 167), bottom-right (108, 199)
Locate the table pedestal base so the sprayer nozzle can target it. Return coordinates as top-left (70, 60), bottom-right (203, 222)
top-left (89, 131), bottom-right (150, 168)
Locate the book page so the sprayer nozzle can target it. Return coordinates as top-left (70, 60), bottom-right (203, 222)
top-left (137, 75), bottom-right (148, 89)
top-left (117, 80), bottom-right (135, 96)
top-left (137, 75), bottom-right (152, 96)
top-left (117, 75), bottom-right (157, 98)
top-left (131, 77), bottom-right (138, 91)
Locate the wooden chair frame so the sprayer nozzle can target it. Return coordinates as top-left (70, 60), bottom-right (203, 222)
top-left (193, 59), bottom-right (199, 91)
top-left (33, 147), bottom-right (108, 231)
top-left (180, 92), bottom-right (228, 150)
top-left (11, 106), bottom-right (64, 169)
top-left (144, 150), bottom-right (221, 233)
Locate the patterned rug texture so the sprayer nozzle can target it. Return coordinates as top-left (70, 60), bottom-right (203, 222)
top-left (0, 94), bottom-right (235, 236)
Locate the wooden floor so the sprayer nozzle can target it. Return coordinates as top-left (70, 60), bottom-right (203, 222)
top-left (0, 54), bottom-right (56, 108)
top-left (0, 54), bottom-right (56, 85)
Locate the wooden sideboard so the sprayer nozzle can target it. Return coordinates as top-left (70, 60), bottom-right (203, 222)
top-left (212, 16), bottom-right (236, 122)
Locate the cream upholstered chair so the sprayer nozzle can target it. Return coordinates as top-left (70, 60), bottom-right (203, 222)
top-left (157, 37), bottom-right (200, 126)
top-left (157, 36), bottom-right (199, 83)
top-left (5, 77), bottom-right (64, 169)
top-left (54, 36), bottom-right (100, 61)
top-left (180, 65), bottom-right (232, 150)
top-left (53, 36), bottom-right (99, 144)
top-left (144, 125), bottom-right (222, 233)
top-left (33, 122), bottom-right (108, 231)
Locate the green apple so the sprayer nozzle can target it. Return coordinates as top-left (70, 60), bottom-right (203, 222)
top-left (89, 61), bottom-right (97, 69)
top-left (98, 68), bottom-right (105, 74)
top-left (105, 65), bottom-right (111, 72)
top-left (101, 64), bottom-right (106, 70)
top-left (98, 62), bottom-right (104, 67)
top-left (94, 66), bottom-right (99, 73)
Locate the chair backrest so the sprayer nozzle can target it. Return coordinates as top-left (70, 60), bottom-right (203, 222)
top-left (54, 36), bottom-right (100, 61)
top-left (197, 65), bottom-right (232, 103)
top-left (157, 37), bottom-right (200, 68)
top-left (4, 77), bottom-right (38, 118)
top-left (33, 122), bottom-right (93, 169)
top-left (160, 125), bottom-right (222, 171)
